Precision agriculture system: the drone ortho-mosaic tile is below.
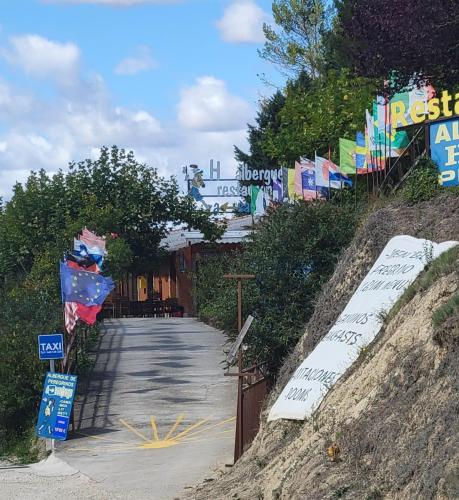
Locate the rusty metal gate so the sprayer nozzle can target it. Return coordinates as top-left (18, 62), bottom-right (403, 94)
top-left (234, 362), bottom-right (269, 461)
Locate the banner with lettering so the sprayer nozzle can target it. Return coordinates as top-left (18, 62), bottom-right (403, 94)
top-left (268, 235), bottom-right (457, 421)
top-left (430, 118), bottom-right (459, 187)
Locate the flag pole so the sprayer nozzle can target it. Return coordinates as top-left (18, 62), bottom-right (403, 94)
top-left (327, 147), bottom-right (331, 201)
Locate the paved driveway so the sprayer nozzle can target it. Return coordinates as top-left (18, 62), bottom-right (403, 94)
top-left (57, 317), bottom-right (236, 500)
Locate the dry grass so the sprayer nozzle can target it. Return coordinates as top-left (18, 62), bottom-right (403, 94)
top-left (189, 193), bottom-right (459, 500)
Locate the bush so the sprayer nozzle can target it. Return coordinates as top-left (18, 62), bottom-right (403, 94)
top-left (432, 292), bottom-right (459, 328)
top-left (388, 245), bottom-right (459, 321)
top-left (195, 201), bottom-right (357, 373)
top-left (0, 286), bottom-right (61, 446)
top-left (402, 156), bottom-right (440, 204)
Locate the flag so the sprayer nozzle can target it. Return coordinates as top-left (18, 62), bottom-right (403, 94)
top-left (75, 304), bottom-right (102, 325)
top-left (80, 228), bottom-right (106, 254)
top-left (250, 185), bottom-right (267, 215)
top-left (365, 110), bottom-right (384, 171)
top-left (287, 168), bottom-right (298, 201)
top-left (60, 262), bottom-right (115, 306)
top-left (64, 302), bottom-right (78, 334)
top-left (339, 138), bottom-right (357, 175)
top-left (314, 154), bottom-right (330, 199)
top-left (250, 185), bottom-right (260, 214)
top-left (74, 236), bottom-right (106, 270)
top-left (315, 155), bottom-right (352, 190)
top-left (355, 132), bottom-right (367, 173)
top-left (301, 164), bottom-right (317, 200)
top-left (294, 161), bottom-right (303, 197)
top-left (297, 157), bottom-right (317, 200)
top-left (373, 97), bottom-right (409, 158)
top-left (65, 252), bottom-right (99, 273)
top-left (74, 239), bottom-right (104, 269)
top-left (272, 177), bottom-right (283, 202)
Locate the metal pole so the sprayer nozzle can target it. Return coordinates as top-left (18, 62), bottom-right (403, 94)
top-left (49, 359), bottom-right (55, 453)
top-left (237, 279), bottom-right (242, 332)
top-left (236, 278), bottom-right (243, 458)
top-left (223, 273), bottom-right (255, 462)
top-left (425, 121), bottom-right (431, 157)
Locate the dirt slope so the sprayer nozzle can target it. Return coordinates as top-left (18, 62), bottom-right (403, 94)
top-left (191, 194), bottom-right (459, 500)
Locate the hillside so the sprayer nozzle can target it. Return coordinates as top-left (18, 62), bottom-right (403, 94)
top-left (191, 193), bottom-right (459, 500)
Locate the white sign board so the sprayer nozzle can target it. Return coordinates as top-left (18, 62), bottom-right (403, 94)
top-left (226, 315), bottom-right (254, 364)
top-left (268, 235), bottom-right (457, 421)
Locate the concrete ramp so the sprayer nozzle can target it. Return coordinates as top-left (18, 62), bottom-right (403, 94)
top-left (58, 317), bottom-right (236, 500)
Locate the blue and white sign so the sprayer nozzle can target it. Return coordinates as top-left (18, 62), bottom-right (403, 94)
top-left (36, 372), bottom-right (77, 440)
top-left (430, 118), bottom-right (459, 186)
top-left (38, 334), bottom-right (64, 360)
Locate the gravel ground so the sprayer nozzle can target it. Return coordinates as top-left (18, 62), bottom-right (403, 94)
top-left (0, 455), bottom-right (115, 500)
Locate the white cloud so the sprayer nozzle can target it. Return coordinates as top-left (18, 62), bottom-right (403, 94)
top-left (217, 0), bottom-right (268, 43)
top-left (42, 0), bottom-right (182, 5)
top-left (0, 35), bottom-right (253, 201)
top-left (177, 76), bottom-right (252, 132)
top-left (1, 35), bottom-right (80, 84)
top-left (115, 45), bottom-right (156, 75)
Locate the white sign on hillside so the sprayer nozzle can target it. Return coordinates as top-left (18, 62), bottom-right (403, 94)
top-left (268, 235), bottom-right (457, 421)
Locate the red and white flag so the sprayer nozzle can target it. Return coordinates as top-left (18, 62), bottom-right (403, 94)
top-left (64, 301), bottom-right (78, 334)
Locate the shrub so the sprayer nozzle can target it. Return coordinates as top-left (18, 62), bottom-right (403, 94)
top-left (387, 245), bottom-right (459, 322)
top-left (402, 156), bottom-right (440, 204)
top-left (432, 292), bottom-right (459, 328)
top-left (195, 201), bottom-right (357, 373)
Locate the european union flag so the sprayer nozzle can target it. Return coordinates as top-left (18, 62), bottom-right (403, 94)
top-left (60, 262), bottom-right (115, 306)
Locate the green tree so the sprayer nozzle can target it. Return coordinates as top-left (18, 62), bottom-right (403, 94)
top-left (196, 200), bottom-right (357, 372)
top-left (235, 90), bottom-right (286, 171)
top-left (0, 146), bottom-right (222, 454)
top-left (261, 0), bottom-right (332, 77)
top-left (328, 0), bottom-right (459, 91)
top-left (262, 69), bottom-right (376, 165)
top-left (0, 146), bottom-right (222, 283)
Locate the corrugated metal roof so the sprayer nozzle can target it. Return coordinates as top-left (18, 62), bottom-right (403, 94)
top-left (161, 218), bottom-right (254, 252)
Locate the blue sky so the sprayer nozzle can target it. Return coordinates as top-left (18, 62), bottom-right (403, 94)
top-left (0, 0), bottom-right (285, 199)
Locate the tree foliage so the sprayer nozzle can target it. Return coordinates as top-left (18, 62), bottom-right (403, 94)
top-left (235, 90), bottom-right (286, 171)
top-left (0, 146), bottom-right (221, 451)
top-left (261, 0), bottom-right (332, 77)
top-left (329, 0), bottom-right (459, 91)
top-left (196, 201), bottom-right (357, 373)
top-left (263, 69), bottom-right (376, 165)
top-left (0, 146), bottom-right (222, 282)
top-left (402, 156), bottom-right (441, 204)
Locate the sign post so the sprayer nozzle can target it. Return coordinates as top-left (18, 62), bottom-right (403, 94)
top-left (35, 372), bottom-right (77, 446)
top-left (223, 274), bottom-right (255, 461)
top-left (37, 333), bottom-right (66, 451)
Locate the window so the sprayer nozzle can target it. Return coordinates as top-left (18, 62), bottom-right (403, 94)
top-left (179, 252), bottom-right (186, 272)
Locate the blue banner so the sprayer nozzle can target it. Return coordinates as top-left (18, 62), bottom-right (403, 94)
top-left (36, 372), bottom-right (77, 441)
top-left (430, 118), bottom-right (459, 186)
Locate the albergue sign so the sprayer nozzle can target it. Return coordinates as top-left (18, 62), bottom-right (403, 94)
top-left (236, 165), bottom-right (283, 197)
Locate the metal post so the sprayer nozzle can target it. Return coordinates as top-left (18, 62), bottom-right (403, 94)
top-left (236, 278), bottom-right (243, 458)
top-left (49, 359), bottom-right (55, 453)
top-left (237, 279), bottom-right (242, 332)
top-left (425, 121), bottom-right (431, 157)
top-left (223, 274), bottom-right (255, 462)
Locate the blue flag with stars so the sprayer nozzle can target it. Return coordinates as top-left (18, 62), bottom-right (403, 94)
top-left (60, 262), bottom-right (115, 306)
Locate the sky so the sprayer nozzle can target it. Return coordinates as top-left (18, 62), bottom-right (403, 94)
top-left (0, 0), bottom-right (284, 200)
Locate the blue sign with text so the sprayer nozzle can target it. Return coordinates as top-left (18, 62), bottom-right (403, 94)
top-left (430, 118), bottom-right (459, 187)
top-left (35, 372), bottom-right (77, 440)
top-left (38, 334), bottom-right (64, 360)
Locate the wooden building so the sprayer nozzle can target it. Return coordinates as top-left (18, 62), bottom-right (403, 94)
top-left (109, 216), bottom-right (253, 317)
